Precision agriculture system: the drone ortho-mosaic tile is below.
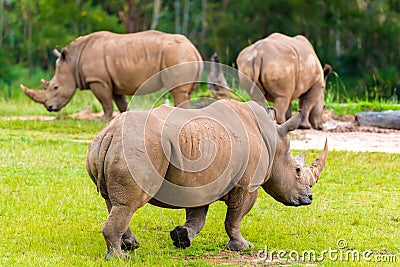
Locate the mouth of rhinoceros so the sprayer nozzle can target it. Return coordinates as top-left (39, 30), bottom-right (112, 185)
top-left (46, 106), bottom-right (60, 112)
top-left (281, 194), bottom-right (313, 207)
top-left (44, 103), bottom-right (62, 112)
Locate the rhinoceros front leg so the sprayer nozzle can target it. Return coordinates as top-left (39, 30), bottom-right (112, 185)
top-left (105, 199), bottom-right (139, 251)
top-left (90, 82), bottom-right (114, 121)
top-left (224, 189), bottom-right (258, 251)
top-left (170, 205), bottom-right (209, 248)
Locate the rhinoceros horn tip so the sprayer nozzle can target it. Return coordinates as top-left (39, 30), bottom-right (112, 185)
top-left (323, 138), bottom-right (328, 154)
top-left (20, 84), bottom-right (46, 103)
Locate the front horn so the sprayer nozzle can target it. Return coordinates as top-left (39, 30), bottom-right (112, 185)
top-left (307, 138), bottom-right (328, 187)
top-left (20, 84), bottom-right (46, 104)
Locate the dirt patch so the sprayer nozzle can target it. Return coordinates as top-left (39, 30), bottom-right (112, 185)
top-left (2, 115), bottom-right (57, 121)
top-left (3, 107), bottom-right (399, 153)
top-left (291, 114), bottom-right (400, 153)
top-left (183, 251), bottom-right (316, 266)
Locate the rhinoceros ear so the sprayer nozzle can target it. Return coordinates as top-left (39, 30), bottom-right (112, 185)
top-left (295, 152), bottom-right (306, 166)
top-left (323, 64), bottom-right (333, 81)
top-left (53, 47), bottom-right (68, 61)
top-left (60, 48), bottom-right (68, 61)
top-left (40, 79), bottom-right (50, 89)
top-left (277, 111), bottom-right (302, 137)
top-left (266, 106), bottom-right (277, 121)
top-left (53, 48), bottom-right (61, 58)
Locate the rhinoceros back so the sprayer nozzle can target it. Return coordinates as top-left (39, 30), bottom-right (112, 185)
top-left (87, 99), bottom-right (277, 207)
top-left (75, 31), bottom-right (202, 96)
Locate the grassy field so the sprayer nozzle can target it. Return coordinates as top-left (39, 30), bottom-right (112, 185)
top-left (1, 100), bottom-right (399, 266)
top-left (0, 74), bottom-right (399, 266)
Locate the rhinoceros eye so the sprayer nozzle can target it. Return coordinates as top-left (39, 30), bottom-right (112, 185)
top-left (53, 85), bottom-right (58, 90)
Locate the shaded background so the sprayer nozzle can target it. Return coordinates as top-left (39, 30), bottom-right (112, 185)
top-left (1, 0), bottom-right (399, 100)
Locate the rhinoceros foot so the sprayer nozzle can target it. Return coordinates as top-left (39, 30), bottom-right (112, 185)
top-left (298, 123), bottom-right (311, 130)
top-left (105, 250), bottom-right (131, 260)
top-left (170, 226), bottom-right (191, 248)
top-left (226, 239), bottom-right (253, 251)
top-left (121, 237), bottom-right (139, 251)
top-left (120, 228), bottom-right (140, 251)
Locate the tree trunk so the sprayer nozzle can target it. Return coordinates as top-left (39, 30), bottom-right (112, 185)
top-left (356, 111), bottom-right (400, 130)
top-left (150, 0), bottom-right (161, 30)
top-left (182, 0), bottom-right (189, 35)
top-left (200, 0), bottom-right (206, 54)
top-left (0, 1), bottom-right (3, 46)
top-left (119, 0), bottom-right (138, 33)
top-left (175, 0), bottom-right (181, 33)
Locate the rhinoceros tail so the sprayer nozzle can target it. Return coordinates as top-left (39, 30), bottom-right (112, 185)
top-left (250, 55), bottom-right (262, 96)
top-left (86, 129), bottom-right (114, 198)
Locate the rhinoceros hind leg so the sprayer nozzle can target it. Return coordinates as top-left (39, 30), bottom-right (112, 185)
top-left (170, 206), bottom-right (209, 248)
top-left (298, 97), bottom-right (312, 129)
top-left (285, 102), bottom-right (293, 121)
top-left (227, 239), bottom-right (253, 251)
top-left (105, 250), bottom-right (130, 260)
top-left (113, 93), bottom-right (128, 113)
top-left (121, 228), bottom-right (140, 251)
top-left (224, 189), bottom-right (258, 251)
top-left (274, 97), bottom-right (291, 124)
top-left (102, 205), bottom-right (136, 259)
top-left (105, 199), bottom-right (139, 251)
top-left (170, 84), bottom-right (193, 108)
top-left (170, 226), bottom-right (191, 248)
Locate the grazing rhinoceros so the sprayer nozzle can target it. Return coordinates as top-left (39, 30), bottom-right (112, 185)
top-left (237, 33), bottom-right (332, 129)
top-left (86, 99), bottom-right (328, 259)
top-left (21, 30), bottom-right (203, 120)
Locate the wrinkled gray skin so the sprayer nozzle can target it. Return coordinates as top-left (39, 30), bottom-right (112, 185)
top-left (86, 99), bottom-right (328, 259)
top-left (21, 30), bottom-right (202, 121)
top-left (237, 33), bottom-right (333, 129)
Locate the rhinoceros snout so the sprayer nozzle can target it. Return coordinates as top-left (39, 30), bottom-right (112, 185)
top-left (298, 194), bottom-right (313, 206)
top-left (285, 194), bottom-right (312, 207)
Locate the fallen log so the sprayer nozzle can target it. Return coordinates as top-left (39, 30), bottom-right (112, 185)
top-left (356, 110), bottom-right (400, 130)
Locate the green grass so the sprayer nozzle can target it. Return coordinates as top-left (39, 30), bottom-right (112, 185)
top-left (0, 67), bottom-right (399, 265)
top-left (325, 101), bottom-right (400, 116)
top-left (0, 117), bottom-right (399, 266)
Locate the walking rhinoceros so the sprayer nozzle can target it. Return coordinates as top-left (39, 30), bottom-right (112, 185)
top-left (237, 33), bottom-right (332, 129)
top-left (86, 98), bottom-right (328, 259)
top-left (21, 30), bottom-right (203, 120)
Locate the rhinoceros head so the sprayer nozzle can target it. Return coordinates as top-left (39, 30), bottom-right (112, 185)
top-left (21, 48), bottom-right (77, 112)
top-left (262, 112), bottom-right (328, 206)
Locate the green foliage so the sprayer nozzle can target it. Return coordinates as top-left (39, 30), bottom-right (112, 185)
top-left (0, 118), bottom-right (399, 266)
top-left (326, 102), bottom-right (400, 116)
top-left (1, 0), bottom-right (400, 100)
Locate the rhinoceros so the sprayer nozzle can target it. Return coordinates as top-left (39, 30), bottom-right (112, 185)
top-left (237, 33), bottom-right (332, 129)
top-left (21, 30), bottom-right (203, 120)
top-left (86, 99), bottom-right (328, 259)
